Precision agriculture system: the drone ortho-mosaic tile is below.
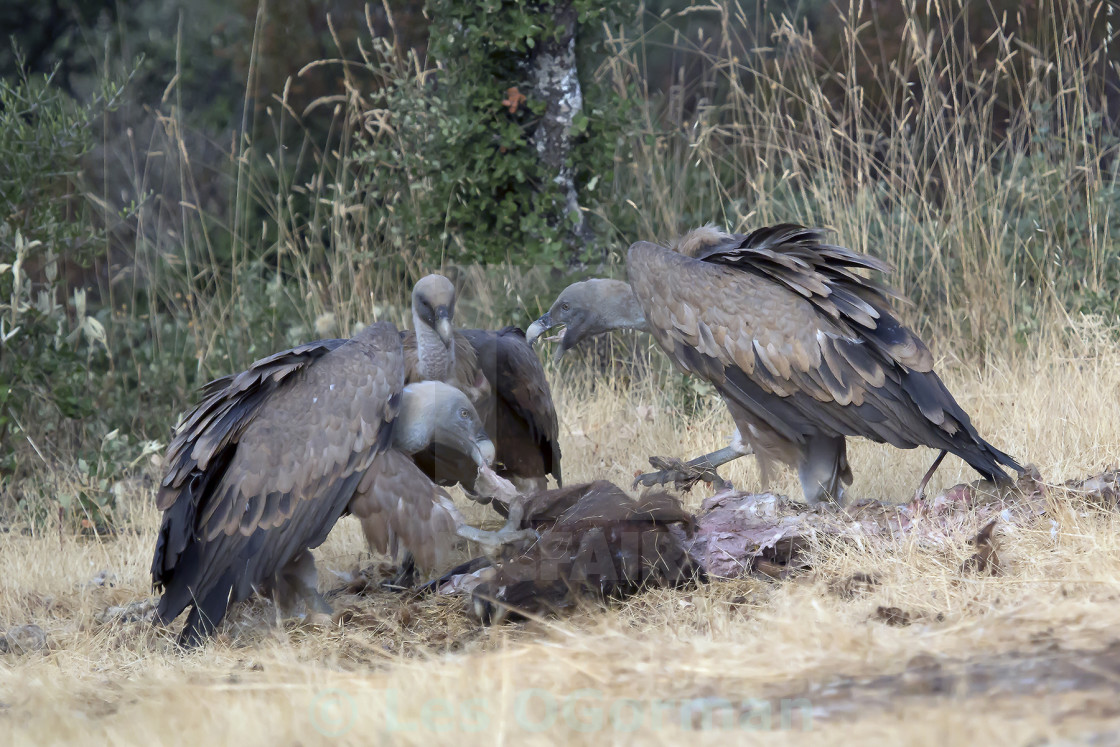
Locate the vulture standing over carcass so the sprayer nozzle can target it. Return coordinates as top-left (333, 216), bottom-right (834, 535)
top-left (401, 274), bottom-right (562, 497)
top-left (526, 224), bottom-right (1022, 505)
top-left (151, 322), bottom-right (533, 646)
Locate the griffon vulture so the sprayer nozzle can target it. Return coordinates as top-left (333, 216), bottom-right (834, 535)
top-left (526, 224), bottom-right (1022, 505)
top-left (402, 274), bottom-right (562, 496)
top-left (151, 322), bottom-right (532, 646)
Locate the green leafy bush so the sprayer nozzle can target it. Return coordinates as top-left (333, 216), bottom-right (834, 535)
top-left (354, 0), bottom-right (636, 268)
top-left (0, 60), bottom-right (132, 474)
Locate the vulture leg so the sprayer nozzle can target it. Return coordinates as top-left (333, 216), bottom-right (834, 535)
top-left (454, 522), bottom-right (537, 557)
top-left (797, 435), bottom-right (853, 507)
top-left (913, 449), bottom-right (948, 504)
top-left (432, 491), bottom-right (536, 556)
top-left (274, 550), bottom-right (333, 618)
top-left (633, 445), bottom-right (750, 492)
top-left (178, 576), bottom-right (236, 648)
top-left (384, 552), bottom-right (418, 591)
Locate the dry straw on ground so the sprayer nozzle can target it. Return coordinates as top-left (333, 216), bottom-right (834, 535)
top-left (3, 0), bottom-right (1119, 743)
top-left (2, 314), bottom-right (1119, 745)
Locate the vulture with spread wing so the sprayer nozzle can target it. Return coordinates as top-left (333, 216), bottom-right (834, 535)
top-left (402, 274), bottom-right (562, 496)
top-left (152, 322), bottom-right (532, 646)
top-left (527, 224), bottom-right (1022, 505)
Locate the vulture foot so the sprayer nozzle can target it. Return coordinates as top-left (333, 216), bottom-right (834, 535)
top-left (455, 522), bottom-right (538, 558)
top-left (457, 493), bottom-right (536, 557)
top-left (633, 444), bottom-right (751, 493)
top-left (634, 455), bottom-right (733, 493)
top-left (433, 489), bottom-right (536, 559)
top-left (382, 552), bottom-right (419, 591)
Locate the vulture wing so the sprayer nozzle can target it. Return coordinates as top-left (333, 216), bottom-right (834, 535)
top-left (151, 323), bottom-right (403, 644)
top-left (347, 449), bottom-right (459, 572)
top-left (159, 338), bottom-right (347, 509)
top-left (627, 226), bottom-right (1020, 481)
top-left (459, 326), bottom-right (563, 486)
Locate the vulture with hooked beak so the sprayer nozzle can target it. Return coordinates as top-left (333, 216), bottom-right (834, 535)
top-left (152, 322), bottom-right (532, 646)
top-left (527, 224), bottom-right (1022, 504)
top-left (402, 274), bottom-right (562, 496)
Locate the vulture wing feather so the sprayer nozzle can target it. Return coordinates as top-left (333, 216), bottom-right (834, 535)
top-left (628, 229), bottom-right (1020, 482)
top-left (460, 326), bottom-right (563, 487)
top-left (151, 324), bottom-right (403, 642)
top-left (348, 449), bottom-right (459, 572)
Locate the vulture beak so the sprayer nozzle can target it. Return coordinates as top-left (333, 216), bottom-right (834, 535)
top-left (434, 307), bottom-right (453, 346)
top-left (525, 312), bottom-right (551, 346)
top-left (526, 313), bottom-right (569, 362)
top-left (471, 438), bottom-right (496, 468)
top-left (526, 312), bottom-right (565, 356)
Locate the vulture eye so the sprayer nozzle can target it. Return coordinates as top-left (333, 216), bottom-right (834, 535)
top-left (458, 407), bottom-right (471, 420)
top-left (560, 302), bottom-right (570, 311)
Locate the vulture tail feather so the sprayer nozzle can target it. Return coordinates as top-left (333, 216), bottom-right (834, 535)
top-left (176, 574), bottom-right (235, 648)
top-left (901, 369), bottom-right (1022, 482)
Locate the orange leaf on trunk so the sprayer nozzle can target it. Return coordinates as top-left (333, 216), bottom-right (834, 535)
top-left (502, 87), bottom-right (526, 114)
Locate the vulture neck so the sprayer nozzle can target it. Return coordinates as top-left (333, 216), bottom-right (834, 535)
top-left (602, 284), bottom-right (648, 333)
top-left (393, 384), bottom-right (437, 455)
top-left (413, 309), bottom-right (454, 381)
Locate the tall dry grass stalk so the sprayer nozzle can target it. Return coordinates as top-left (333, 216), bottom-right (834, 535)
top-left (107, 0), bottom-right (1117, 410)
top-left (596, 0), bottom-right (1117, 351)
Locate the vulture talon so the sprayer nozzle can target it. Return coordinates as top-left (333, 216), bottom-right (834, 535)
top-left (634, 455), bottom-right (731, 493)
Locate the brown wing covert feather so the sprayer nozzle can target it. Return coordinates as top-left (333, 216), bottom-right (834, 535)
top-left (460, 326), bottom-right (562, 486)
top-left (151, 324), bottom-right (403, 644)
top-left (627, 226), bottom-right (1020, 481)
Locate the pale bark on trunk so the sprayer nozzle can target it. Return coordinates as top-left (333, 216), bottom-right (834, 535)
top-left (528, 1), bottom-right (594, 254)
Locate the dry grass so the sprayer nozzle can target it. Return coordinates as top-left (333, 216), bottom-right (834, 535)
top-left (2, 1), bottom-right (1117, 743)
top-left (2, 313), bottom-right (1119, 745)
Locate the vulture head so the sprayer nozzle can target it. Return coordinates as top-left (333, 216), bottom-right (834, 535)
top-left (397, 381), bottom-right (496, 468)
top-left (412, 274), bottom-right (456, 347)
top-left (526, 279), bottom-right (647, 359)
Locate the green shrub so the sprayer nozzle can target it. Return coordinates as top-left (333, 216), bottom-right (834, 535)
top-left (354, 0), bottom-right (636, 268)
top-left (0, 58), bottom-right (132, 474)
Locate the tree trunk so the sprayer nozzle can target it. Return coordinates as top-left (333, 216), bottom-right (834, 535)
top-left (528, 1), bottom-right (594, 255)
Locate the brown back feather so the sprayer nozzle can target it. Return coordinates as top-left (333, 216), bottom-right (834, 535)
top-left (470, 481), bottom-right (700, 622)
top-left (627, 225), bottom-right (1021, 482)
top-left (151, 324), bottom-right (404, 640)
